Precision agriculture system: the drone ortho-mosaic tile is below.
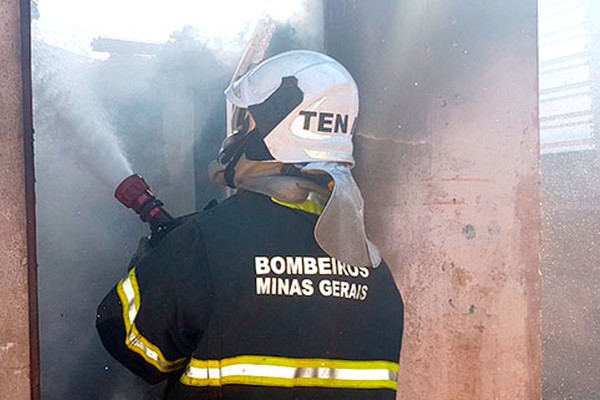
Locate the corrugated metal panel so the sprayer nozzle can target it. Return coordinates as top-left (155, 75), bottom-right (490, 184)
top-left (539, 0), bottom-right (594, 153)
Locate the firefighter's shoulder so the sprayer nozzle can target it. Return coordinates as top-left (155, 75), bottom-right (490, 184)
top-left (169, 193), bottom-right (239, 227)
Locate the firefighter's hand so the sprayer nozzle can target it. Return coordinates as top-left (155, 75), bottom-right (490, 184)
top-left (127, 236), bottom-right (152, 270)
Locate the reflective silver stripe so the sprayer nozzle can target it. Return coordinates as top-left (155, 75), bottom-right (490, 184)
top-left (183, 362), bottom-right (398, 385)
top-left (189, 364), bottom-right (397, 381)
top-left (223, 364), bottom-right (296, 379)
top-left (294, 367), bottom-right (397, 381)
top-left (127, 331), bottom-right (177, 371)
top-left (117, 271), bottom-right (187, 372)
top-left (185, 366), bottom-right (222, 380)
top-left (122, 276), bottom-right (138, 324)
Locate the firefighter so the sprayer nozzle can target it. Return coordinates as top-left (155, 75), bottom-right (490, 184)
top-left (96, 50), bottom-right (404, 399)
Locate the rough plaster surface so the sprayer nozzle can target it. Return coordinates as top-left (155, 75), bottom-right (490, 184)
top-left (326, 0), bottom-right (542, 399)
top-left (0, 0), bottom-right (32, 399)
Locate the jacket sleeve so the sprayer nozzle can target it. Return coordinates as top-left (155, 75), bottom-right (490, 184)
top-left (96, 220), bottom-right (212, 384)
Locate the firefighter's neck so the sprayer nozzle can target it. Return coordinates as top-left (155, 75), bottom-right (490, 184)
top-left (233, 158), bottom-right (331, 205)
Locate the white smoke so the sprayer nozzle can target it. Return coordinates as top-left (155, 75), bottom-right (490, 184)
top-left (32, 35), bottom-right (133, 189)
top-left (35, 0), bottom-right (321, 58)
top-left (33, 0), bottom-right (321, 189)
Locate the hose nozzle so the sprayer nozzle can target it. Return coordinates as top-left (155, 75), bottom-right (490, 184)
top-left (115, 174), bottom-right (172, 232)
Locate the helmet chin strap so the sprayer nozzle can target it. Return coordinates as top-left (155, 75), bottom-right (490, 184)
top-left (218, 118), bottom-right (253, 189)
top-left (224, 150), bottom-right (244, 188)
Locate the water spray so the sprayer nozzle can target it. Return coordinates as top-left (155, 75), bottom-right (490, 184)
top-left (114, 174), bottom-right (174, 238)
top-left (111, 19), bottom-right (277, 241)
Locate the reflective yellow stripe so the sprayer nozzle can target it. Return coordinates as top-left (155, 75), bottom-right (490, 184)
top-left (271, 197), bottom-right (324, 215)
top-left (217, 355), bottom-right (399, 371)
top-left (116, 268), bottom-right (187, 373)
top-left (180, 356), bottom-right (399, 390)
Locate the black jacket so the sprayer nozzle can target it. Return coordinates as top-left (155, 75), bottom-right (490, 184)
top-left (97, 190), bottom-right (404, 400)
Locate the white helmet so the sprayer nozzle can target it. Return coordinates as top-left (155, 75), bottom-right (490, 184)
top-left (220, 50), bottom-right (359, 172)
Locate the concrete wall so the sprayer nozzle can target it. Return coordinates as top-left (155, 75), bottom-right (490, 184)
top-left (541, 150), bottom-right (600, 399)
top-left (325, 1), bottom-right (542, 399)
top-left (0, 0), bottom-right (35, 398)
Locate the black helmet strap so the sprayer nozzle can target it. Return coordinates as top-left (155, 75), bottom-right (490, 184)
top-left (245, 75), bottom-right (304, 161)
top-left (219, 75), bottom-right (304, 188)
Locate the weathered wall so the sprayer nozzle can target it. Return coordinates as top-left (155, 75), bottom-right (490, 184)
top-left (0, 0), bottom-right (35, 398)
top-left (325, 1), bottom-right (542, 399)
